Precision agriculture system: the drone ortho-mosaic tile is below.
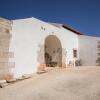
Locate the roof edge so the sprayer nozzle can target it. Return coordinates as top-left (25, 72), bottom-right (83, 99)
top-left (62, 25), bottom-right (83, 35)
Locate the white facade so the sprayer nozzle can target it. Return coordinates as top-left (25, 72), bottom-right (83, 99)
top-left (0, 17), bottom-right (100, 79)
top-left (79, 35), bottom-right (100, 66)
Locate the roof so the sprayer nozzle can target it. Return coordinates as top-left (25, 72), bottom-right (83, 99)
top-left (62, 24), bottom-right (83, 35)
top-left (49, 23), bottom-right (83, 35)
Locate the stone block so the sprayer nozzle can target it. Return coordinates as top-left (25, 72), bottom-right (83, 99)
top-left (37, 64), bottom-right (46, 71)
top-left (16, 77), bottom-right (23, 81)
top-left (37, 70), bottom-right (46, 74)
top-left (62, 63), bottom-right (66, 68)
top-left (6, 78), bottom-right (16, 83)
top-left (0, 82), bottom-right (8, 88)
top-left (0, 80), bottom-right (6, 84)
top-left (22, 74), bottom-right (32, 79)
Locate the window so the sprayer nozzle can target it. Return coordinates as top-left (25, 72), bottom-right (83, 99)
top-left (73, 49), bottom-right (77, 58)
top-left (98, 45), bottom-right (100, 48)
top-left (97, 57), bottom-right (100, 61)
top-left (98, 41), bottom-right (100, 44)
top-left (98, 53), bottom-right (100, 56)
top-left (98, 49), bottom-right (100, 51)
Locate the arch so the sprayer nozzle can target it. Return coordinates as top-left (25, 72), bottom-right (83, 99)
top-left (44, 35), bottom-right (62, 67)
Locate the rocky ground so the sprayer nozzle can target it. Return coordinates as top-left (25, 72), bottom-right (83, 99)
top-left (0, 66), bottom-right (100, 100)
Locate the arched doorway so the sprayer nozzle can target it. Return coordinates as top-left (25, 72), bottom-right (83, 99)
top-left (44, 35), bottom-right (62, 67)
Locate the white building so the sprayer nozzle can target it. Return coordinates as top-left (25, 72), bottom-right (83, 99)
top-left (0, 17), bottom-right (100, 80)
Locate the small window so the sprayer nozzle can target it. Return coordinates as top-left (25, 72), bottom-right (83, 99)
top-left (97, 53), bottom-right (100, 56)
top-left (97, 57), bottom-right (100, 61)
top-left (98, 41), bottom-right (100, 44)
top-left (73, 49), bottom-right (77, 58)
top-left (98, 45), bottom-right (100, 48)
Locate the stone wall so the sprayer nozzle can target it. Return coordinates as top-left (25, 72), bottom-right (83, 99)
top-left (0, 17), bottom-right (13, 80)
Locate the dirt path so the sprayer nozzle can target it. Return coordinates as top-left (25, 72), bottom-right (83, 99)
top-left (0, 66), bottom-right (100, 100)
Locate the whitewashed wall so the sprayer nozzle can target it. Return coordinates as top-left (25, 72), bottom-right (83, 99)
top-left (78, 35), bottom-right (100, 66)
top-left (9, 17), bottom-right (79, 78)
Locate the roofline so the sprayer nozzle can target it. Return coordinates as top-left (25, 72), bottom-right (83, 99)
top-left (62, 25), bottom-right (83, 35)
top-left (0, 17), bottom-right (11, 22)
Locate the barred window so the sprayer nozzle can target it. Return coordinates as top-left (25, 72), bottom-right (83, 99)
top-left (73, 49), bottom-right (77, 58)
top-left (98, 41), bottom-right (100, 44)
top-left (98, 45), bottom-right (100, 48)
top-left (97, 57), bottom-right (100, 61)
top-left (97, 53), bottom-right (100, 56)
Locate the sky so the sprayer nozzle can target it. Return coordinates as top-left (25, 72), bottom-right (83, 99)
top-left (0, 0), bottom-right (100, 37)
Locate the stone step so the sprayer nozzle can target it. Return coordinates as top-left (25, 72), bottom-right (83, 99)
top-left (22, 74), bottom-right (32, 79)
top-left (37, 70), bottom-right (47, 74)
top-left (16, 77), bottom-right (23, 81)
top-left (0, 80), bottom-right (8, 88)
top-left (0, 82), bottom-right (8, 88)
top-left (6, 79), bottom-right (16, 83)
top-left (0, 80), bottom-right (6, 84)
